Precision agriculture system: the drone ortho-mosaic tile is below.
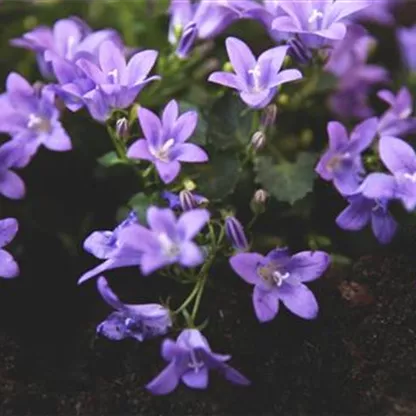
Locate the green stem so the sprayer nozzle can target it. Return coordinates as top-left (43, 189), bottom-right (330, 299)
top-left (172, 280), bottom-right (201, 315)
top-left (106, 124), bottom-right (128, 162)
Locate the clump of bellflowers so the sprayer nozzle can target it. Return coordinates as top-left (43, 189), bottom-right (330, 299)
top-left (208, 37), bottom-right (302, 108)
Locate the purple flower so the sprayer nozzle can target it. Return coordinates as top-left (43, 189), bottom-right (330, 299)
top-left (208, 37), bottom-right (302, 109)
top-left (74, 40), bottom-right (160, 120)
top-left (127, 100), bottom-right (208, 184)
top-left (353, 0), bottom-right (397, 26)
top-left (336, 193), bottom-right (397, 244)
top-left (0, 141), bottom-right (26, 200)
top-left (11, 17), bottom-right (121, 79)
top-left (162, 190), bottom-right (208, 211)
top-left (271, 0), bottom-right (369, 48)
top-left (359, 137), bottom-right (416, 212)
top-left (78, 212), bottom-right (141, 284)
top-left (0, 73), bottom-right (71, 160)
top-left (315, 118), bottom-right (378, 195)
top-left (225, 216), bottom-right (249, 251)
top-left (0, 218), bottom-right (19, 279)
top-left (326, 24), bottom-right (388, 120)
top-left (377, 88), bottom-right (416, 138)
top-left (116, 206), bottom-right (210, 276)
top-left (146, 328), bottom-right (250, 395)
top-left (176, 22), bottom-right (198, 59)
top-left (230, 248), bottom-right (330, 322)
top-left (96, 276), bottom-right (171, 341)
top-left (398, 25), bottom-right (416, 71)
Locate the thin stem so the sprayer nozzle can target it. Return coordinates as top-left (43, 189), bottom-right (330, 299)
top-left (172, 280), bottom-right (201, 315)
top-left (106, 124), bottom-right (128, 162)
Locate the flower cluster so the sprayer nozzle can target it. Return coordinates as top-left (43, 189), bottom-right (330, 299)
top-left (3, 0), bottom-right (416, 398)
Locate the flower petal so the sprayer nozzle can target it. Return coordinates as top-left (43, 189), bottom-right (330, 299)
top-left (171, 111), bottom-right (198, 143)
top-left (177, 208), bottom-right (210, 240)
top-left (0, 170), bottom-right (25, 200)
top-left (146, 362), bottom-right (181, 395)
top-left (99, 40), bottom-right (126, 78)
top-left (140, 252), bottom-right (171, 276)
top-left (179, 241), bottom-right (204, 267)
top-left (358, 173), bottom-right (396, 200)
top-left (174, 143), bottom-right (208, 163)
top-left (379, 136), bottom-right (416, 175)
top-left (327, 121), bottom-right (349, 150)
top-left (208, 71), bottom-right (240, 90)
top-left (229, 253), bottom-right (264, 285)
top-left (127, 49), bottom-right (158, 85)
top-left (138, 107), bottom-right (162, 149)
top-left (162, 100), bottom-right (179, 133)
top-left (127, 139), bottom-right (153, 161)
top-left (371, 209), bottom-right (397, 245)
top-left (336, 196), bottom-right (372, 230)
top-left (253, 285), bottom-right (278, 322)
top-left (182, 367), bottom-right (209, 389)
top-left (0, 218), bottom-right (18, 248)
top-left (43, 123), bottom-right (72, 151)
top-left (155, 160), bottom-right (181, 184)
top-left (347, 117), bottom-right (378, 154)
top-left (147, 206), bottom-right (177, 237)
top-left (225, 37), bottom-right (256, 85)
top-left (277, 284), bottom-right (319, 320)
top-left (96, 276), bottom-right (124, 310)
top-left (0, 249), bottom-right (19, 279)
top-left (287, 251), bottom-right (330, 283)
top-left (269, 68), bottom-right (302, 88)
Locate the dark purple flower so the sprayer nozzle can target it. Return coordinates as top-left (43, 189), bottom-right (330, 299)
top-left (146, 328), bottom-right (250, 395)
top-left (162, 190), bottom-right (208, 210)
top-left (377, 88), bottom-right (416, 138)
top-left (0, 73), bottom-right (71, 160)
top-left (208, 37), bottom-right (302, 109)
top-left (11, 17), bottom-right (121, 79)
top-left (225, 216), bottom-right (249, 251)
top-left (96, 276), bottom-right (171, 341)
top-left (315, 118), bottom-right (378, 195)
top-left (230, 248), bottom-right (330, 322)
top-left (398, 25), bottom-right (416, 71)
top-left (359, 137), bottom-right (416, 212)
top-left (127, 100), bottom-right (208, 184)
top-left (176, 22), bottom-right (198, 59)
top-left (75, 40), bottom-right (160, 120)
top-left (0, 141), bottom-right (26, 200)
top-left (271, 0), bottom-right (369, 48)
top-left (0, 218), bottom-right (19, 279)
top-left (116, 206), bottom-right (210, 275)
top-left (78, 212), bottom-right (141, 284)
top-left (336, 193), bottom-right (397, 244)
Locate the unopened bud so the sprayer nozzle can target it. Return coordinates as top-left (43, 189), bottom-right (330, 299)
top-left (225, 216), bottom-right (249, 251)
top-left (223, 61), bottom-right (233, 72)
top-left (33, 81), bottom-right (45, 96)
top-left (260, 104), bottom-right (277, 130)
top-left (176, 22), bottom-right (197, 59)
top-left (116, 117), bottom-right (129, 140)
top-left (179, 189), bottom-right (197, 211)
top-left (251, 131), bottom-right (266, 150)
top-left (254, 189), bottom-right (268, 205)
top-left (287, 37), bottom-right (312, 65)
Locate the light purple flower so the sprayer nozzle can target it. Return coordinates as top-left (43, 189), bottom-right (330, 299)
top-left (11, 17), bottom-right (121, 79)
top-left (315, 118), bottom-right (378, 195)
top-left (127, 100), bottom-right (208, 184)
top-left (162, 190), bottom-right (208, 211)
top-left (230, 248), bottom-right (330, 322)
top-left (398, 25), bottom-right (416, 71)
top-left (353, 0), bottom-right (397, 26)
top-left (78, 212), bottom-right (141, 284)
top-left (326, 24), bottom-right (389, 120)
top-left (377, 88), bottom-right (416, 138)
top-left (74, 40), bottom-right (160, 120)
top-left (116, 206), bottom-right (210, 276)
top-left (271, 0), bottom-right (369, 48)
top-left (336, 193), bottom-right (397, 244)
top-left (0, 73), bottom-right (71, 160)
top-left (0, 218), bottom-right (19, 279)
top-left (146, 328), bottom-right (250, 395)
top-left (359, 137), bottom-right (416, 212)
top-left (96, 276), bottom-right (171, 341)
top-left (208, 37), bottom-right (302, 109)
top-left (0, 141), bottom-right (26, 200)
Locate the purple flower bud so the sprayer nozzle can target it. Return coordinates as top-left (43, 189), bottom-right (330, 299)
top-left (225, 216), bottom-right (249, 251)
top-left (287, 37), bottom-right (312, 65)
top-left (251, 131), bottom-right (266, 150)
top-left (179, 189), bottom-right (197, 211)
top-left (116, 117), bottom-right (129, 140)
top-left (260, 105), bottom-right (277, 130)
top-left (176, 22), bottom-right (197, 59)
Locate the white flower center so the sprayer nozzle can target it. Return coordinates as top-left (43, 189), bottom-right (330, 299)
top-left (66, 35), bottom-right (76, 59)
top-left (108, 68), bottom-right (119, 83)
top-left (399, 108), bottom-right (412, 119)
top-left (403, 172), bottom-right (416, 183)
top-left (158, 232), bottom-right (180, 259)
top-left (272, 270), bottom-right (290, 287)
top-left (151, 138), bottom-right (175, 163)
top-left (258, 263), bottom-right (291, 288)
top-left (326, 152), bottom-right (351, 172)
top-left (27, 113), bottom-right (51, 133)
top-left (308, 8), bottom-right (324, 24)
top-left (248, 65), bottom-right (262, 92)
top-left (188, 350), bottom-right (204, 373)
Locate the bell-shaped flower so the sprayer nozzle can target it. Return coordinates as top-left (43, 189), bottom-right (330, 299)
top-left (146, 329), bottom-right (250, 395)
top-left (230, 248), bottom-right (330, 322)
top-left (315, 118), bottom-right (378, 195)
top-left (96, 276), bottom-right (171, 341)
top-left (0, 141), bottom-right (26, 200)
top-left (0, 218), bottom-right (19, 278)
top-left (116, 206), bottom-right (210, 276)
top-left (208, 37), bottom-right (302, 109)
top-left (127, 100), bottom-right (208, 184)
top-left (336, 193), bottom-right (397, 244)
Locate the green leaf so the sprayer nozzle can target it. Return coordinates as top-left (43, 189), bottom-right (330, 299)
top-left (178, 101), bottom-right (207, 145)
top-left (254, 152), bottom-right (318, 205)
top-left (97, 151), bottom-right (126, 167)
top-left (126, 192), bottom-right (157, 223)
top-left (206, 93), bottom-right (254, 150)
top-left (196, 152), bottom-right (242, 201)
